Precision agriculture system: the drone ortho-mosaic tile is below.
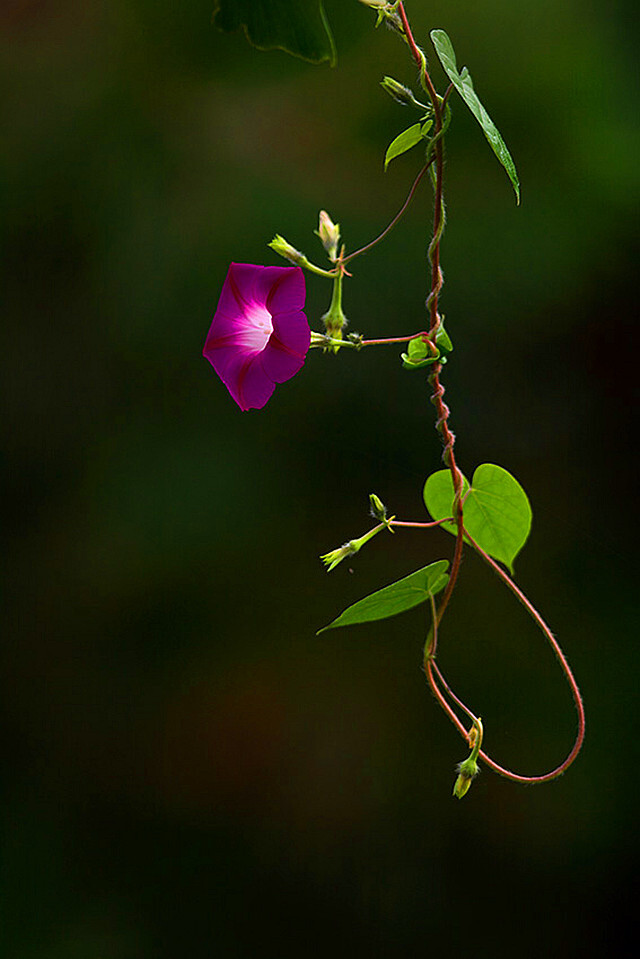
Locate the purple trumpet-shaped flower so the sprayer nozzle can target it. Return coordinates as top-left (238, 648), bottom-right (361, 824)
top-left (203, 263), bottom-right (311, 411)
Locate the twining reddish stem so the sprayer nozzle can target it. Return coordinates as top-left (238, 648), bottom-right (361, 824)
top-left (396, 4), bottom-right (466, 625)
top-left (424, 615), bottom-right (480, 730)
top-left (343, 158), bottom-right (434, 265)
top-left (397, 3), bottom-right (440, 113)
top-left (429, 660), bottom-right (478, 726)
top-left (397, 3), bottom-right (445, 334)
top-left (393, 4), bottom-right (584, 785)
top-left (428, 364), bottom-right (465, 625)
top-left (441, 81), bottom-right (455, 110)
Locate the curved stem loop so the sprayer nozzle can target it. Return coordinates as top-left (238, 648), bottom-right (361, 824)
top-left (425, 531), bottom-right (585, 784)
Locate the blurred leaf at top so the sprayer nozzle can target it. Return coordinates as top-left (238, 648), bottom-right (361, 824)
top-left (213, 0), bottom-right (337, 65)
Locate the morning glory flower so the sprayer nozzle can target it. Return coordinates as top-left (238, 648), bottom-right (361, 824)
top-left (203, 263), bottom-right (310, 411)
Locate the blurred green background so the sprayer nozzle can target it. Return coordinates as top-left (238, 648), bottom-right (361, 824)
top-left (2, 1), bottom-right (638, 956)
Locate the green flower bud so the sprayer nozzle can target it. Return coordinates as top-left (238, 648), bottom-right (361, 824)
top-left (453, 757), bottom-right (480, 799)
top-left (321, 518), bottom-right (394, 572)
top-left (320, 541), bottom-right (359, 572)
top-left (369, 493), bottom-right (388, 522)
top-left (315, 211), bottom-right (341, 262)
top-left (380, 76), bottom-right (429, 111)
top-left (269, 234), bottom-right (305, 266)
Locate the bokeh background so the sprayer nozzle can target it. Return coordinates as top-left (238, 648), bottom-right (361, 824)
top-left (2, 1), bottom-right (638, 956)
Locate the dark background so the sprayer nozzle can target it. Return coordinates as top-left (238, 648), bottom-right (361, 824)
top-left (2, 1), bottom-right (638, 956)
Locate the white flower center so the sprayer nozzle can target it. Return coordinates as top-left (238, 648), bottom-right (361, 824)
top-left (241, 303), bottom-right (273, 352)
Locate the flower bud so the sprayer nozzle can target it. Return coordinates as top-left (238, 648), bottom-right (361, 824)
top-left (452, 757), bottom-right (480, 799)
top-left (320, 517), bottom-right (394, 572)
top-left (269, 234), bottom-right (305, 266)
top-left (320, 541), bottom-right (359, 573)
top-left (369, 493), bottom-right (388, 522)
top-left (315, 211), bottom-right (341, 262)
top-left (380, 76), bottom-right (428, 111)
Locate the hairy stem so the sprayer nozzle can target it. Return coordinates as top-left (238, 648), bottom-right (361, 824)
top-left (391, 518), bottom-right (452, 529)
top-left (396, 3), bottom-right (466, 621)
top-left (397, 3), bottom-right (440, 114)
top-left (309, 331), bottom-right (429, 351)
top-left (392, 6), bottom-right (583, 787)
top-left (361, 333), bottom-right (426, 345)
top-left (343, 158), bottom-right (434, 265)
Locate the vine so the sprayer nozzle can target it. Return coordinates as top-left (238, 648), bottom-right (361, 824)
top-left (205, 0), bottom-right (585, 797)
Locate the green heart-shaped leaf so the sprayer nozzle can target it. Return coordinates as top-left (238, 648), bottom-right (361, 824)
top-left (213, 0), bottom-right (336, 66)
top-left (423, 464), bottom-right (532, 571)
top-left (430, 29), bottom-right (520, 203)
top-left (422, 470), bottom-right (470, 537)
top-left (317, 561), bottom-right (449, 634)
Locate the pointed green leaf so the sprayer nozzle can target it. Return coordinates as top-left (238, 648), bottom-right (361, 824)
top-left (423, 464), bottom-right (532, 571)
top-left (430, 29), bottom-right (520, 203)
top-left (213, 0), bottom-right (336, 66)
top-left (384, 123), bottom-right (425, 170)
top-left (317, 561), bottom-right (450, 634)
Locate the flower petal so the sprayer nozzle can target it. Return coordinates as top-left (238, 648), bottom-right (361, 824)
top-left (204, 340), bottom-right (249, 383)
top-left (205, 264), bottom-right (256, 344)
top-left (255, 266), bottom-right (306, 315)
top-left (234, 353), bottom-right (277, 411)
top-left (272, 309), bottom-right (311, 357)
top-left (227, 263), bottom-right (265, 309)
top-left (205, 263), bottom-right (274, 351)
top-left (261, 311), bottom-right (311, 383)
top-left (213, 350), bottom-right (274, 411)
top-left (212, 265), bottom-right (246, 317)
